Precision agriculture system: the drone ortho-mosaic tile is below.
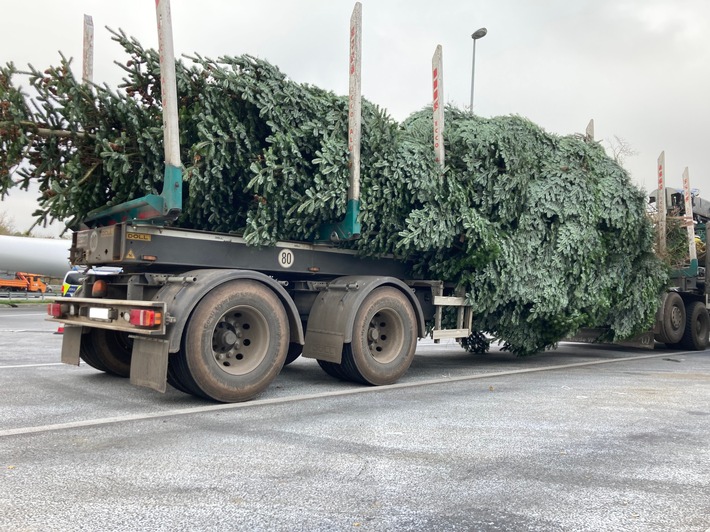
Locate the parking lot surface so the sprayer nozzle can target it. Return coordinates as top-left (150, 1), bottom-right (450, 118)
top-left (1, 305), bottom-right (709, 531)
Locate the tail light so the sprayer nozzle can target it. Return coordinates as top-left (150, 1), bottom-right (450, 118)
top-left (48, 303), bottom-right (63, 318)
top-left (129, 309), bottom-right (162, 327)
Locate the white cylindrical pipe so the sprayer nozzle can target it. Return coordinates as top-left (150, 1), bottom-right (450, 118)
top-left (0, 236), bottom-right (71, 279)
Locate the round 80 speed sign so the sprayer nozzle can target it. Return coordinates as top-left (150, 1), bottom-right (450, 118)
top-left (278, 249), bottom-right (294, 269)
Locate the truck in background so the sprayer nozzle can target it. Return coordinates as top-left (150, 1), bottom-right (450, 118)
top-left (568, 157), bottom-right (710, 351)
top-left (0, 272), bottom-right (50, 293)
top-left (648, 165), bottom-right (710, 351)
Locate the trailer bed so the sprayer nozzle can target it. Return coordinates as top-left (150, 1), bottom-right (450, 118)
top-left (71, 222), bottom-right (410, 280)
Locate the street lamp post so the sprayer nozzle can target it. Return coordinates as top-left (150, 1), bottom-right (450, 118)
top-left (470, 27), bottom-right (487, 113)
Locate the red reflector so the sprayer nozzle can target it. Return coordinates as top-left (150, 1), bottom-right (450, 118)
top-left (92, 280), bottom-right (108, 297)
top-left (48, 303), bottom-right (62, 318)
top-left (129, 309), bottom-right (160, 327)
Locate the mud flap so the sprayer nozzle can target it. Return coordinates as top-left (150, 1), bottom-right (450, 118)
top-left (60, 325), bottom-right (83, 366)
top-left (303, 330), bottom-right (345, 363)
top-left (129, 336), bottom-right (169, 393)
top-left (618, 331), bottom-right (656, 349)
top-left (566, 328), bottom-right (656, 350)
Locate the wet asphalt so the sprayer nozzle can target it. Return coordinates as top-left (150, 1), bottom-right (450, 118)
top-left (1, 304), bottom-right (709, 532)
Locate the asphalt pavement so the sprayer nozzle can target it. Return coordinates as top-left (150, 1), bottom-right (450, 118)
top-left (1, 304), bottom-right (709, 532)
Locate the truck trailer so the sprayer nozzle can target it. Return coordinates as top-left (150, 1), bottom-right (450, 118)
top-left (47, 1), bottom-right (473, 403)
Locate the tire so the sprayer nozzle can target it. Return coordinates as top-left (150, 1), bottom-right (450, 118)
top-left (166, 363), bottom-right (192, 394)
top-left (80, 328), bottom-right (133, 377)
top-left (181, 280), bottom-right (289, 403)
top-left (680, 301), bottom-right (709, 350)
top-left (79, 332), bottom-right (111, 373)
top-left (168, 341), bottom-right (210, 399)
top-left (341, 286), bottom-right (417, 386)
top-left (166, 356), bottom-right (199, 395)
top-left (317, 359), bottom-right (351, 381)
top-left (655, 292), bottom-right (686, 345)
top-left (284, 342), bottom-right (303, 366)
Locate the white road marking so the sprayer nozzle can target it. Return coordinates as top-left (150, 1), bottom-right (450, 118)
top-left (0, 313), bottom-right (49, 318)
top-left (0, 363), bottom-right (64, 369)
top-left (0, 352), bottom-right (682, 438)
top-left (0, 330), bottom-right (57, 333)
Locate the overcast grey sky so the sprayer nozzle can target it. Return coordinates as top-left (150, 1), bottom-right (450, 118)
top-left (1, 0), bottom-right (708, 236)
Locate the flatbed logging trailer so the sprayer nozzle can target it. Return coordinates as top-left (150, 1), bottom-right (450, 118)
top-left (46, 3), bottom-right (708, 404)
top-left (47, 1), bottom-right (474, 402)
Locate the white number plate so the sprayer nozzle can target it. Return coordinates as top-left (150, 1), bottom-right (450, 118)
top-left (88, 307), bottom-right (111, 321)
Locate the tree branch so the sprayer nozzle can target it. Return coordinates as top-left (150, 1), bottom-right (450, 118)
top-left (0, 120), bottom-right (87, 139)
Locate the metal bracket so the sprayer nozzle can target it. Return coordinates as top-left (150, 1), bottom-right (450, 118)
top-left (431, 290), bottom-right (473, 341)
top-left (82, 164), bottom-right (182, 227)
top-left (316, 199), bottom-right (362, 242)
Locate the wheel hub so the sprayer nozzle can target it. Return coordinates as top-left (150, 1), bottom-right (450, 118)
top-left (215, 327), bottom-right (238, 349)
top-left (671, 306), bottom-right (682, 329)
top-left (211, 306), bottom-right (269, 376)
top-left (366, 310), bottom-right (403, 364)
top-left (368, 327), bottom-right (380, 342)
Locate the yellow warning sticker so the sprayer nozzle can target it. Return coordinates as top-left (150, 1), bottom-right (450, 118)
top-left (126, 250), bottom-right (136, 259)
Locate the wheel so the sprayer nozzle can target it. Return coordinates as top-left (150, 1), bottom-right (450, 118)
top-left (317, 359), bottom-right (351, 381)
top-left (181, 280), bottom-right (289, 402)
top-left (167, 333), bottom-right (210, 399)
top-left (341, 287), bottom-right (417, 386)
top-left (166, 363), bottom-right (192, 395)
top-left (79, 331), bottom-right (111, 373)
top-left (80, 328), bottom-right (133, 377)
top-left (655, 292), bottom-right (686, 345)
top-left (167, 353), bottom-right (205, 396)
top-left (679, 301), bottom-right (709, 350)
top-left (284, 342), bottom-right (303, 366)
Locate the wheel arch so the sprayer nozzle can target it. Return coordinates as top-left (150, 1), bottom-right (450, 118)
top-left (302, 276), bottom-right (426, 363)
top-left (156, 269), bottom-right (304, 354)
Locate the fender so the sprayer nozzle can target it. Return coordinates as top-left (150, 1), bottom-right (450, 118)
top-left (302, 276), bottom-right (426, 363)
top-left (154, 268), bottom-right (304, 353)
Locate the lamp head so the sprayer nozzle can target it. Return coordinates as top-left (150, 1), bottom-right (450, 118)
top-left (472, 28), bottom-right (488, 40)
